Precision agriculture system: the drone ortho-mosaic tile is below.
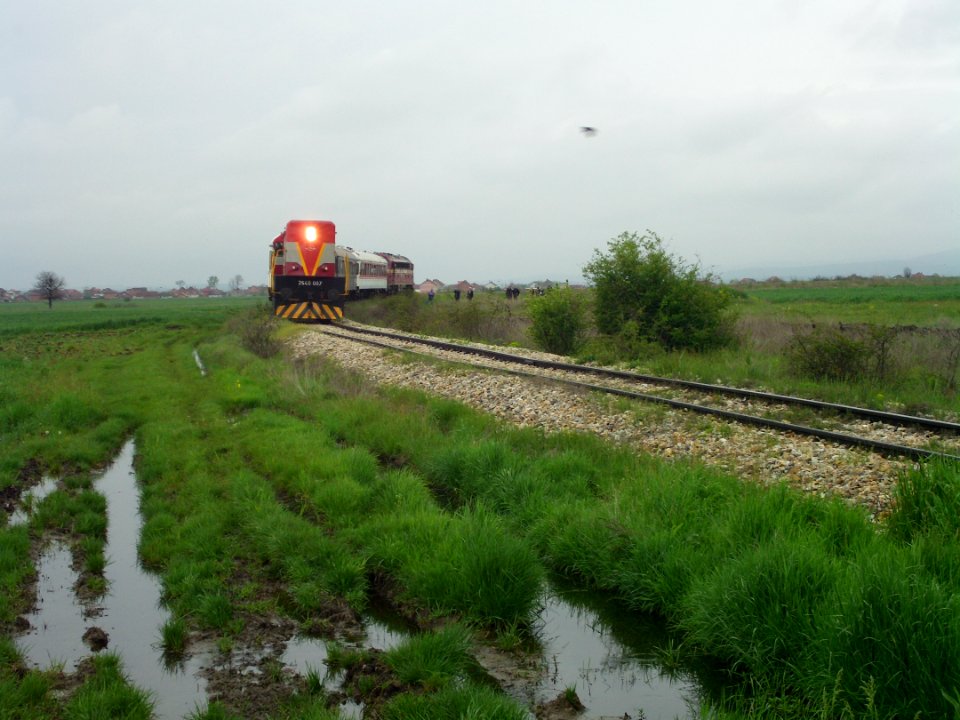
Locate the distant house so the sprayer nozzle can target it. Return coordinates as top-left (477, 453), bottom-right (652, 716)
top-left (449, 280), bottom-right (478, 294)
top-left (416, 279), bottom-right (445, 295)
top-left (123, 287), bottom-right (161, 299)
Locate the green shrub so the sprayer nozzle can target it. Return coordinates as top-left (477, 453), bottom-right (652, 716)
top-left (786, 326), bottom-right (867, 381)
top-left (230, 304), bottom-right (280, 359)
top-left (785, 323), bottom-right (903, 383)
top-left (527, 285), bottom-right (587, 355)
top-left (584, 230), bottom-right (736, 352)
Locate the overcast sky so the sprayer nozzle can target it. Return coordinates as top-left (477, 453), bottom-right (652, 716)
top-left (2, 0), bottom-right (957, 290)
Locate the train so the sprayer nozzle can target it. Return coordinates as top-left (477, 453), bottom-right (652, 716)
top-left (268, 219), bottom-right (414, 321)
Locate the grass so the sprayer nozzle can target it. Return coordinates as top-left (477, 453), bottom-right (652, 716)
top-left (382, 624), bottom-right (475, 688)
top-left (63, 654), bottom-right (154, 720)
top-left (380, 683), bottom-right (530, 720)
top-left (0, 296), bottom-right (261, 338)
top-left (347, 281), bottom-right (960, 418)
top-left (160, 617), bottom-right (188, 658)
top-left (308, 369), bottom-right (960, 718)
top-left (2, 296), bottom-right (959, 718)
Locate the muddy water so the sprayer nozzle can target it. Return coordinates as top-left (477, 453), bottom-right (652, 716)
top-left (281, 580), bottom-right (706, 720)
top-left (7, 475), bottom-right (58, 527)
top-left (17, 441), bottom-right (210, 720)
top-left (527, 583), bottom-right (705, 719)
top-left (15, 442), bottom-right (709, 719)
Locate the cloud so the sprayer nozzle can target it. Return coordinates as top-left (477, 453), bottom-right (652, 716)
top-left (0, 0), bottom-right (957, 289)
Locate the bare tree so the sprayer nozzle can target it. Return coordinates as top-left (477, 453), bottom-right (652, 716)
top-left (33, 271), bottom-right (66, 309)
top-left (175, 280), bottom-right (185, 289)
top-left (228, 274), bottom-right (244, 294)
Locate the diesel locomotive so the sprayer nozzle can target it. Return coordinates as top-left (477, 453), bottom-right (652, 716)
top-left (268, 219), bottom-right (414, 320)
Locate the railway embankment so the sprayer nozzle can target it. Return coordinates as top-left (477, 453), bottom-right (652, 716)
top-left (293, 326), bottom-right (910, 517)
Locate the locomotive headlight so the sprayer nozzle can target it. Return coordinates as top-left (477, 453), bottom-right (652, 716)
top-left (305, 226), bottom-right (318, 242)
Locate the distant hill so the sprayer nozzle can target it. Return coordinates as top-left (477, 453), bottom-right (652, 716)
top-left (718, 249), bottom-right (960, 282)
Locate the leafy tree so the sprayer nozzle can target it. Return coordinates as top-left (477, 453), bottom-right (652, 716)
top-left (583, 231), bottom-right (736, 352)
top-left (33, 271), bottom-right (66, 309)
top-left (207, 275), bottom-right (219, 289)
top-left (528, 286), bottom-right (587, 355)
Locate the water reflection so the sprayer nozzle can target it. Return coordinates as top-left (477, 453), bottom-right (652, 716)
top-left (17, 441), bottom-right (210, 720)
top-left (527, 583), bottom-right (703, 719)
top-left (7, 475), bottom-right (59, 527)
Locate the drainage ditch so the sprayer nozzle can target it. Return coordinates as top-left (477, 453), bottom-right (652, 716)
top-left (14, 441), bottom-right (712, 719)
top-left (17, 442), bottom-right (211, 720)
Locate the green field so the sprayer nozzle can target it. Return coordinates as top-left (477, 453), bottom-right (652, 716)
top-left (2, 298), bottom-right (959, 719)
top-left (0, 296), bottom-right (263, 337)
top-left (737, 277), bottom-right (960, 325)
top-left (348, 278), bottom-right (960, 418)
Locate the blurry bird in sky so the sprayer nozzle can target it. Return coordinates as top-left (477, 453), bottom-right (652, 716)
top-left (580, 126), bottom-right (597, 137)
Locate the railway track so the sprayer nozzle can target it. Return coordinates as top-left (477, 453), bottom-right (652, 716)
top-left (325, 322), bottom-right (960, 463)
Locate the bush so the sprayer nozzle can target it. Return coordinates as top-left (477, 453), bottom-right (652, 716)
top-left (527, 286), bottom-right (587, 355)
top-left (231, 304), bottom-right (280, 358)
top-left (785, 323), bottom-right (901, 383)
top-left (786, 326), bottom-right (869, 381)
top-left (584, 231), bottom-right (736, 352)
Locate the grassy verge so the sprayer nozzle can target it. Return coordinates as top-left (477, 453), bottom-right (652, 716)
top-left (299, 343), bottom-right (960, 718)
top-left (2, 299), bottom-right (958, 718)
top-left (346, 281), bottom-right (960, 417)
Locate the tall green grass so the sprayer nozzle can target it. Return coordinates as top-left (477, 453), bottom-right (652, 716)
top-left (304, 364), bottom-right (960, 718)
top-left (64, 654), bottom-right (154, 720)
top-left (3, 298), bottom-right (959, 718)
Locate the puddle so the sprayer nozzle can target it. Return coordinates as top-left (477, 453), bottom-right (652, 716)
top-left (281, 612), bottom-right (405, 675)
top-left (7, 475), bottom-right (59, 527)
top-left (520, 583), bottom-right (707, 719)
top-left (17, 441), bottom-right (211, 720)
top-left (15, 441), bottom-right (711, 719)
top-left (281, 599), bottom-right (408, 719)
top-left (192, 348), bottom-right (207, 376)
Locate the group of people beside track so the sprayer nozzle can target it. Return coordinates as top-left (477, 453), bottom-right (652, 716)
top-left (425, 285), bottom-right (543, 302)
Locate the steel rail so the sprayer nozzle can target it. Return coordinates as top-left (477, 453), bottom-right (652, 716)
top-left (337, 323), bottom-right (960, 433)
top-left (327, 324), bottom-right (960, 463)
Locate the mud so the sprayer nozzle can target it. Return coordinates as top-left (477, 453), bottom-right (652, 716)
top-left (474, 583), bottom-right (707, 720)
top-left (7, 474), bottom-right (59, 527)
top-left (12, 442), bottom-right (712, 719)
top-left (1, 458), bottom-right (45, 516)
top-left (17, 442), bottom-right (211, 720)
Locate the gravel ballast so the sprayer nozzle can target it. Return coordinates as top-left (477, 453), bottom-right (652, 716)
top-left (291, 327), bottom-right (914, 518)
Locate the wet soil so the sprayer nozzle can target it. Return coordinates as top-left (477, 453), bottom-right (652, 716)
top-left (6, 474), bottom-right (59, 527)
top-left (1, 458), bottom-right (44, 515)
top-left (10, 442), bottom-right (710, 719)
top-left (16, 443), bottom-right (211, 719)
